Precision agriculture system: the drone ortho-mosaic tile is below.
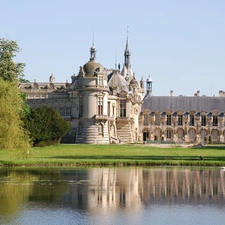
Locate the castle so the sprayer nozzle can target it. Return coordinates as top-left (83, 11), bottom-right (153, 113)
top-left (20, 38), bottom-right (225, 144)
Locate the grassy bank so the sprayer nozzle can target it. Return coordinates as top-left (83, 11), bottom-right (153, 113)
top-left (1, 144), bottom-right (225, 167)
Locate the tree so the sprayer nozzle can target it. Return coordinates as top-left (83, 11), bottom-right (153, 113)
top-left (24, 106), bottom-right (71, 146)
top-left (0, 38), bottom-right (25, 82)
top-left (0, 38), bottom-right (31, 154)
top-left (0, 79), bottom-right (31, 151)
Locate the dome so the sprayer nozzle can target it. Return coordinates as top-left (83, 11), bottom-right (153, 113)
top-left (83, 59), bottom-right (104, 77)
top-left (130, 77), bottom-right (138, 86)
top-left (147, 76), bottom-right (153, 82)
top-left (108, 71), bottom-right (129, 91)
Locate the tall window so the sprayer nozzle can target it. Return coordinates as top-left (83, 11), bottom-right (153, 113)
top-left (178, 129), bottom-right (184, 140)
top-left (120, 100), bottom-right (126, 117)
top-left (213, 116), bottom-right (218, 126)
top-left (144, 114), bottom-right (148, 125)
top-left (200, 129), bottom-right (207, 141)
top-left (107, 102), bottom-right (110, 117)
top-left (167, 115), bottom-right (171, 125)
top-left (201, 115), bottom-right (206, 126)
top-left (212, 129), bottom-right (219, 142)
top-left (178, 115), bottom-right (183, 126)
top-left (98, 76), bottom-right (103, 86)
top-left (155, 114), bottom-right (160, 125)
top-left (189, 129), bottom-right (195, 141)
top-left (79, 97), bottom-right (83, 116)
top-left (98, 97), bottom-right (103, 115)
top-left (166, 129), bottom-right (172, 139)
top-left (190, 115), bottom-right (194, 126)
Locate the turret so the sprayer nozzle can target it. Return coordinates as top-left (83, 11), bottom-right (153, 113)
top-left (146, 75), bottom-right (153, 95)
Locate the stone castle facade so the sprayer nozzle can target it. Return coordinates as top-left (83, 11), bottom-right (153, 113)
top-left (20, 38), bottom-right (225, 144)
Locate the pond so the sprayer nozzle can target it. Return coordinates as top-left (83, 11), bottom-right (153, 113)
top-left (0, 167), bottom-right (225, 225)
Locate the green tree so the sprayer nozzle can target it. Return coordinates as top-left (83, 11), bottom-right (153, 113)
top-left (24, 106), bottom-right (71, 146)
top-left (0, 79), bottom-right (31, 151)
top-left (0, 38), bottom-right (31, 154)
top-left (0, 38), bottom-right (25, 82)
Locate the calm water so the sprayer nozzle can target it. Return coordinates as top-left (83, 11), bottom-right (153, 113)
top-left (0, 167), bottom-right (225, 225)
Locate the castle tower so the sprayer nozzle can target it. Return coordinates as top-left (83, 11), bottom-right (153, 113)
top-left (75, 44), bottom-right (110, 144)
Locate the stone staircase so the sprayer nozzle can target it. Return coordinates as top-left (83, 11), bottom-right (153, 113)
top-left (116, 119), bottom-right (133, 143)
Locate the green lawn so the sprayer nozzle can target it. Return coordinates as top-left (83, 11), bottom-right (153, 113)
top-left (1, 144), bottom-right (225, 167)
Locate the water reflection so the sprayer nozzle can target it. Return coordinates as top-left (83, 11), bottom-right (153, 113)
top-left (0, 167), bottom-right (225, 224)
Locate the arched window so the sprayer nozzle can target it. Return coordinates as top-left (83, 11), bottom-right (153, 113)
top-left (178, 129), bottom-right (184, 141)
top-left (155, 128), bottom-right (161, 140)
top-left (200, 129), bottom-right (207, 142)
top-left (166, 129), bottom-right (172, 139)
top-left (212, 129), bottom-right (219, 142)
top-left (189, 129), bottom-right (196, 142)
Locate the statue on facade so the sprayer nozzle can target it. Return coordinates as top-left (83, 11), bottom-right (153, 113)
top-left (49, 74), bottom-right (55, 83)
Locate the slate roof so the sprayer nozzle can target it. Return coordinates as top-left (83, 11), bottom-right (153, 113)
top-left (142, 94), bottom-right (225, 112)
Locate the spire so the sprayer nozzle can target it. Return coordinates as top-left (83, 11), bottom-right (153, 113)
top-left (124, 26), bottom-right (131, 68)
top-left (115, 47), bottom-right (117, 69)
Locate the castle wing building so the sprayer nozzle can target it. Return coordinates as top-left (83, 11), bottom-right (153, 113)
top-left (20, 38), bottom-right (145, 144)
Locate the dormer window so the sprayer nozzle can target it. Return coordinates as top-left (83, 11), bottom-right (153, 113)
top-left (213, 116), bottom-right (218, 126)
top-left (166, 115), bottom-right (171, 126)
top-left (178, 115), bottom-right (183, 126)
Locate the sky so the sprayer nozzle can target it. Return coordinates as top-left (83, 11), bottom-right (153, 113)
top-left (1, 0), bottom-right (225, 96)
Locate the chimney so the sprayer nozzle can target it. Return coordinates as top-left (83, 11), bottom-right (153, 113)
top-left (170, 90), bottom-right (173, 96)
top-left (196, 90), bottom-right (200, 97)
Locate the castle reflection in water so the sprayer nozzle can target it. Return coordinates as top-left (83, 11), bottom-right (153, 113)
top-left (60, 168), bottom-right (225, 209)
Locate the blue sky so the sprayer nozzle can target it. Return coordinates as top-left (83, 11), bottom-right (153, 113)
top-left (1, 0), bottom-right (225, 96)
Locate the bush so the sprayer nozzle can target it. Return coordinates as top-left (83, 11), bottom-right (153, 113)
top-left (24, 106), bottom-right (71, 147)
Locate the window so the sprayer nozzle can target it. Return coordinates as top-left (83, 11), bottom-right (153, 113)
top-left (60, 107), bottom-right (71, 116)
top-left (189, 129), bottom-right (195, 141)
top-left (213, 116), bottom-right (218, 126)
top-left (98, 76), bottom-right (103, 86)
top-left (178, 115), bottom-right (183, 126)
top-left (200, 129), bottom-right (207, 141)
top-left (155, 114), bottom-right (160, 125)
top-left (178, 129), bottom-right (184, 140)
top-left (98, 97), bottom-right (103, 115)
top-left (166, 115), bottom-right (171, 125)
top-left (112, 104), bottom-right (115, 116)
top-left (120, 100), bottom-right (126, 117)
top-left (107, 102), bottom-right (110, 117)
top-left (79, 97), bottom-right (83, 116)
top-left (190, 115), bottom-right (194, 126)
top-left (166, 129), bottom-right (172, 139)
top-left (201, 115), bottom-right (206, 126)
top-left (98, 124), bottom-right (103, 135)
top-left (212, 129), bottom-right (219, 141)
top-left (144, 114), bottom-right (148, 125)
top-left (59, 107), bottom-right (65, 116)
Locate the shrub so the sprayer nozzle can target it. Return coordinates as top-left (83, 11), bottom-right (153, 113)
top-left (24, 106), bottom-right (71, 147)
